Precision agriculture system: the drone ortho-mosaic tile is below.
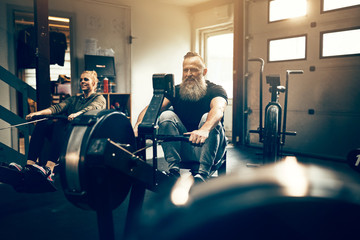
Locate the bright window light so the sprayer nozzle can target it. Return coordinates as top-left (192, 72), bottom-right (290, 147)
top-left (323, 0), bottom-right (360, 12)
top-left (269, 35), bottom-right (306, 62)
top-left (269, 0), bottom-right (307, 22)
top-left (322, 29), bottom-right (360, 57)
top-left (206, 33), bottom-right (233, 98)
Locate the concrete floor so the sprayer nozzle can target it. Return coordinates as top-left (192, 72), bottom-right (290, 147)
top-left (0, 145), bottom-right (359, 240)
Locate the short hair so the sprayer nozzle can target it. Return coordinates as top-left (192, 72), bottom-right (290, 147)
top-left (184, 52), bottom-right (206, 67)
top-left (82, 70), bottom-right (99, 88)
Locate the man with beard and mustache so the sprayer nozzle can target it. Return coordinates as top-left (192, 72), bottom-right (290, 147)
top-left (134, 52), bottom-right (227, 183)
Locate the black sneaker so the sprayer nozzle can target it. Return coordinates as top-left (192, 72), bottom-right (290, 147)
top-left (0, 162), bottom-right (25, 192)
top-left (23, 164), bottom-right (57, 193)
top-left (52, 163), bottom-right (60, 174)
top-left (8, 162), bottom-right (23, 172)
top-left (25, 164), bottom-right (51, 177)
top-left (47, 172), bottom-right (55, 183)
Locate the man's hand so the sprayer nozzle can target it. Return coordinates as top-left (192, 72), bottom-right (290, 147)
top-left (184, 129), bottom-right (209, 145)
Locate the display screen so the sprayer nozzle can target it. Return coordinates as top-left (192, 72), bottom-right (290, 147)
top-left (84, 55), bottom-right (116, 77)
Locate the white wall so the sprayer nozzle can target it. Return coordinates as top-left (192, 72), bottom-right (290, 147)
top-left (129, 0), bottom-right (191, 125)
top-left (0, 0), bottom-right (191, 132)
top-left (49, 0), bottom-right (191, 124)
top-left (0, 0), bottom-right (12, 146)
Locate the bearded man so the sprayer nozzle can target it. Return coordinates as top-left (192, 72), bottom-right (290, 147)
top-left (134, 52), bottom-right (228, 183)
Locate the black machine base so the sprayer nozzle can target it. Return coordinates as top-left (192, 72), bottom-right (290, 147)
top-left (0, 162), bottom-right (57, 193)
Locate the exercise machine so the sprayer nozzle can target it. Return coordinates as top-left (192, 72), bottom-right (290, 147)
top-left (59, 75), bottom-right (173, 240)
top-left (248, 58), bottom-right (303, 164)
top-left (59, 73), bottom-right (226, 240)
top-left (0, 115), bottom-right (67, 193)
top-left (133, 159), bottom-right (360, 240)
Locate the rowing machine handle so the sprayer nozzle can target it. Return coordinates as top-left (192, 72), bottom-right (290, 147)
top-left (157, 135), bottom-right (190, 142)
top-left (30, 115), bottom-right (69, 120)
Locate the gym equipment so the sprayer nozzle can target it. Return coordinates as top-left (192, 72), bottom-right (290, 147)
top-left (0, 115), bottom-right (67, 193)
top-left (59, 77), bottom-right (171, 240)
top-left (0, 118), bottom-right (47, 131)
top-left (59, 73), bottom-right (227, 240)
top-left (0, 162), bottom-right (24, 191)
top-left (0, 114), bottom-right (68, 131)
top-left (60, 109), bottom-right (141, 240)
top-left (139, 73), bottom-right (226, 176)
top-left (347, 148), bottom-right (360, 173)
top-left (133, 159), bottom-right (360, 240)
top-left (60, 110), bottom-right (136, 210)
top-left (249, 58), bottom-right (303, 164)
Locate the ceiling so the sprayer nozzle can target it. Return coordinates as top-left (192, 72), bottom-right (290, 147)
top-left (155, 0), bottom-right (212, 7)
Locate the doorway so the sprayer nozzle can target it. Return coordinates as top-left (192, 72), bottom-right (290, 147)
top-left (14, 11), bottom-right (71, 91)
top-left (202, 27), bottom-right (234, 141)
top-left (13, 10), bottom-right (72, 154)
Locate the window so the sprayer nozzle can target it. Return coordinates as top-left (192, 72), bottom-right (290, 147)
top-left (269, 0), bottom-right (307, 22)
top-left (205, 33), bottom-right (234, 98)
top-left (268, 35), bottom-right (306, 62)
top-left (321, 28), bottom-right (360, 58)
top-left (322, 0), bottom-right (360, 12)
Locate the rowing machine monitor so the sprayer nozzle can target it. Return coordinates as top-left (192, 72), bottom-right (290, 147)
top-left (138, 74), bottom-right (174, 136)
top-left (153, 73), bottom-right (175, 97)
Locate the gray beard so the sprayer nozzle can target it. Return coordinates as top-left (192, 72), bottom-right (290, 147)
top-left (179, 78), bottom-right (207, 101)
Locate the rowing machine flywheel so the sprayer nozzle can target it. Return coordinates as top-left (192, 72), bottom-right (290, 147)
top-left (59, 110), bottom-right (136, 211)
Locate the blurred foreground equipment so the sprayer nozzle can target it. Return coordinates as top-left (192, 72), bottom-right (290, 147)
top-left (134, 158), bottom-right (360, 240)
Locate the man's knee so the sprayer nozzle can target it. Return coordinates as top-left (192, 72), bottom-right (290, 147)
top-left (158, 110), bottom-right (177, 124)
top-left (158, 110), bottom-right (180, 134)
top-left (198, 113), bottom-right (224, 134)
top-left (158, 110), bottom-right (187, 135)
top-left (199, 112), bottom-right (222, 127)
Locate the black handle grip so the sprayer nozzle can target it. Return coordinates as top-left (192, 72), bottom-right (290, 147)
top-left (157, 135), bottom-right (190, 142)
top-left (30, 115), bottom-right (68, 121)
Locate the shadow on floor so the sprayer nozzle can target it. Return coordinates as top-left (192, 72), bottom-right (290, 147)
top-left (0, 145), bottom-right (359, 240)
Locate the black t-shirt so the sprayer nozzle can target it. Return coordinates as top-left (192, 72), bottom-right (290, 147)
top-left (166, 80), bottom-right (228, 131)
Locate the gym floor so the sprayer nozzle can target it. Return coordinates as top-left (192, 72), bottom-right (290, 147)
top-left (0, 145), bottom-right (359, 240)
